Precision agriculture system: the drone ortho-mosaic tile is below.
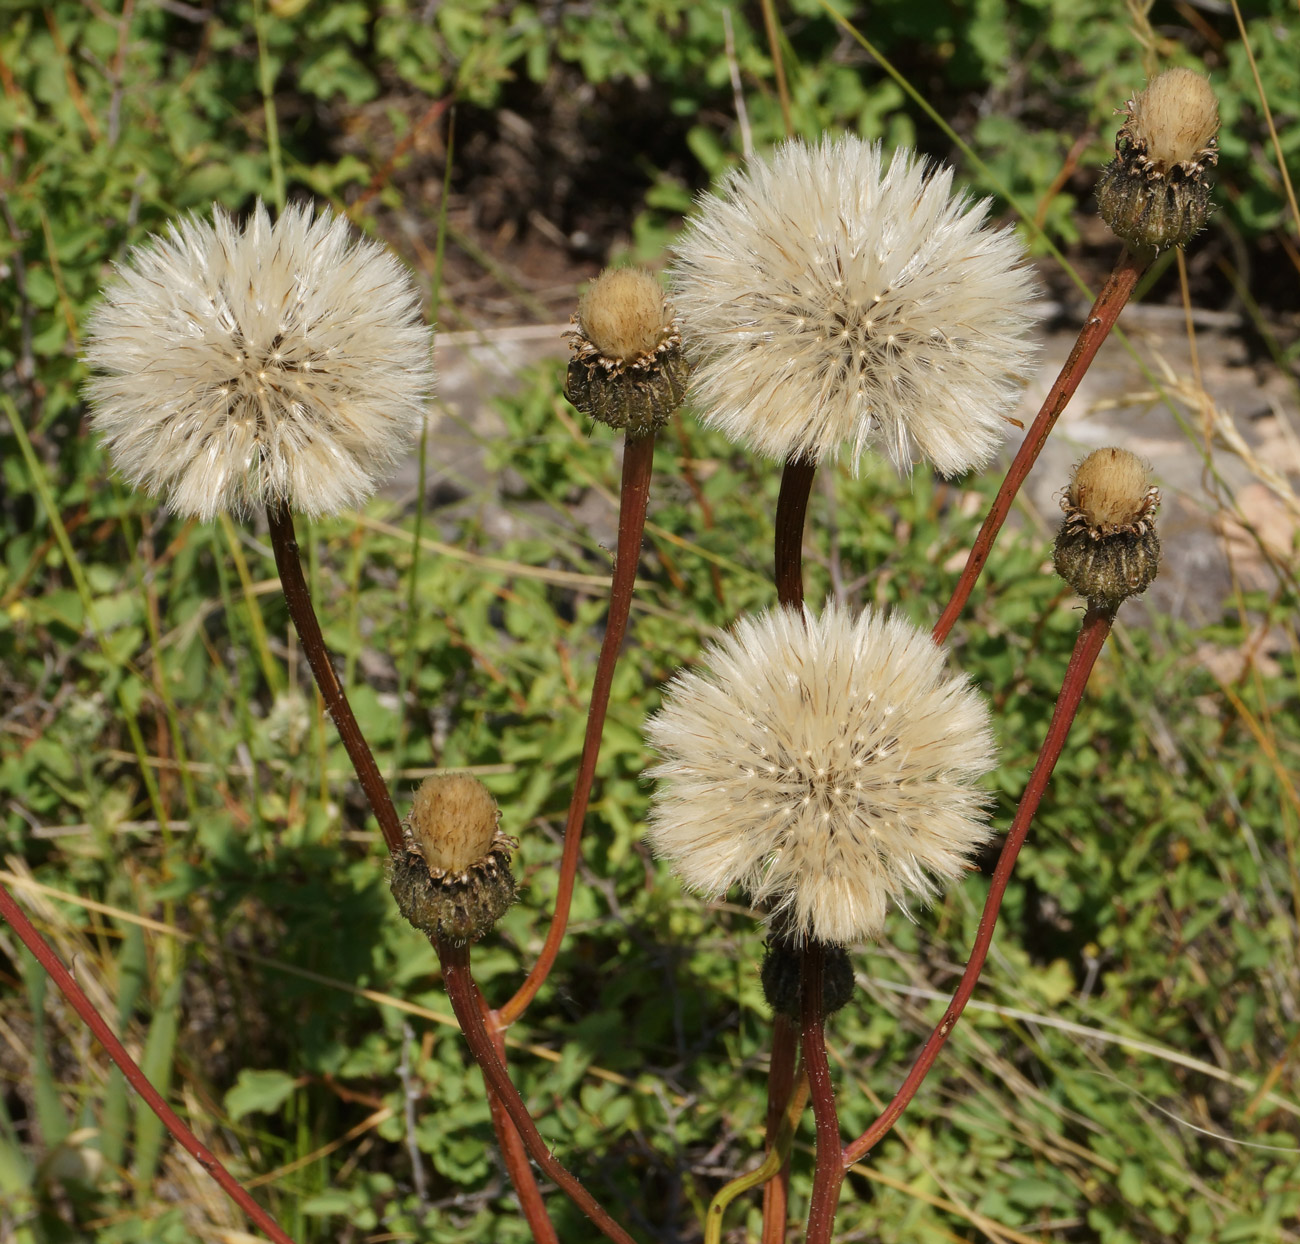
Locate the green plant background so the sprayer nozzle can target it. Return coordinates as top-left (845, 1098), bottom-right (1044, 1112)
top-left (2, 2), bottom-right (1298, 1242)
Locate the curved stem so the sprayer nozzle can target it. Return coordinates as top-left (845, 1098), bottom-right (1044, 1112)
top-left (0, 881), bottom-right (296, 1244)
top-left (842, 604), bottom-right (1116, 1167)
top-left (801, 941), bottom-right (843, 1244)
top-left (266, 501), bottom-right (404, 852)
top-left (498, 431), bottom-right (656, 1027)
top-left (932, 249), bottom-right (1148, 645)
top-left (476, 992), bottom-right (559, 1243)
top-left (438, 941), bottom-right (638, 1244)
top-left (775, 457), bottom-right (817, 610)
top-left (760, 1013), bottom-right (798, 1244)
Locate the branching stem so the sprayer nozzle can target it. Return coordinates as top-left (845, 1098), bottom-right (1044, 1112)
top-left (933, 249), bottom-right (1147, 645)
top-left (842, 603), bottom-right (1116, 1166)
top-left (475, 989), bottom-right (558, 1243)
top-left (499, 431), bottom-right (656, 1027)
top-left (438, 941), bottom-right (638, 1244)
top-left (266, 501), bottom-right (404, 853)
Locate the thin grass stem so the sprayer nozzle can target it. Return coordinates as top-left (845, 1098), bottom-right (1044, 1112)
top-left (396, 110), bottom-right (455, 780)
top-left (759, 0), bottom-right (793, 137)
top-left (252, 0), bottom-right (285, 212)
top-left (710, 1056), bottom-right (808, 1244)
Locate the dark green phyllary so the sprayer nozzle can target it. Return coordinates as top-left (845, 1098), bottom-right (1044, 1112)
top-left (760, 935), bottom-right (856, 1021)
top-left (1096, 67), bottom-right (1219, 251)
top-left (1053, 448), bottom-right (1161, 612)
top-left (565, 266), bottom-right (688, 436)
top-left (390, 775), bottom-right (516, 945)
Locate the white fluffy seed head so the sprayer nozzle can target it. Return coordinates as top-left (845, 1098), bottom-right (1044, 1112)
top-left (645, 603), bottom-right (997, 945)
top-left (670, 136), bottom-right (1040, 478)
top-left (84, 200), bottom-right (434, 522)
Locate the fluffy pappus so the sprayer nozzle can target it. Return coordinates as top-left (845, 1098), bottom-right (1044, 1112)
top-left (669, 136), bottom-right (1040, 477)
top-left (84, 200), bottom-right (434, 521)
top-left (645, 603), bottom-right (997, 946)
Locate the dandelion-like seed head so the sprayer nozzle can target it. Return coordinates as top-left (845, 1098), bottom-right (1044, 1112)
top-left (645, 603), bottom-right (996, 945)
top-left (84, 200), bottom-right (434, 521)
top-left (669, 136), bottom-right (1040, 478)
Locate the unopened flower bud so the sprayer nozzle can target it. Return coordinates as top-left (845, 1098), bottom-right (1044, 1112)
top-left (389, 775), bottom-right (516, 945)
top-left (1053, 448), bottom-right (1161, 610)
top-left (760, 935), bottom-right (855, 1020)
top-left (565, 267), bottom-right (688, 436)
top-left (1096, 68), bottom-right (1219, 251)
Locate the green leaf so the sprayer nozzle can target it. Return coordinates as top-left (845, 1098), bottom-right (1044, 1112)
top-left (224, 1069), bottom-right (299, 1122)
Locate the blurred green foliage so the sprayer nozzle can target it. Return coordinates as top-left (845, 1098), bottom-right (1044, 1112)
top-left (2, 2), bottom-right (1299, 1242)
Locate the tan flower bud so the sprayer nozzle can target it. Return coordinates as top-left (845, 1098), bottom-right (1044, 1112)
top-left (1053, 448), bottom-right (1161, 610)
top-left (565, 266), bottom-right (688, 436)
top-left (578, 268), bottom-right (669, 362)
top-left (1129, 68), bottom-right (1220, 175)
top-left (389, 775), bottom-right (516, 945)
top-left (1096, 68), bottom-right (1219, 251)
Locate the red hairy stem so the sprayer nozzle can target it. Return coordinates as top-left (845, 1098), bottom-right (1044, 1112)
top-left (266, 501), bottom-right (404, 852)
top-left (932, 249), bottom-right (1147, 645)
top-left (800, 941), bottom-right (843, 1244)
top-left (842, 604), bottom-right (1116, 1167)
top-left (476, 992), bottom-right (559, 1243)
top-left (760, 1013), bottom-right (798, 1244)
top-left (498, 430), bottom-right (656, 1027)
top-left (775, 456), bottom-right (817, 610)
top-left (437, 941), bottom-right (639, 1244)
top-left (0, 881), bottom-right (297, 1244)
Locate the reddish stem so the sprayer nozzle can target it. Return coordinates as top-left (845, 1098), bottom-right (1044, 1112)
top-left (266, 501), bottom-right (404, 852)
top-left (758, 457), bottom-right (818, 1240)
top-left (498, 431), bottom-right (656, 1027)
top-left (759, 1014), bottom-right (797, 1244)
top-left (437, 941), bottom-right (638, 1244)
top-left (775, 457), bottom-right (816, 610)
top-left (842, 604), bottom-right (1116, 1167)
top-left (0, 881), bottom-right (296, 1244)
top-left (800, 941), bottom-right (843, 1244)
top-left (932, 249), bottom-right (1148, 645)
top-left (476, 992), bottom-right (559, 1243)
